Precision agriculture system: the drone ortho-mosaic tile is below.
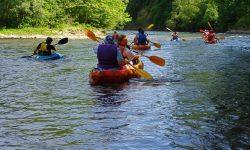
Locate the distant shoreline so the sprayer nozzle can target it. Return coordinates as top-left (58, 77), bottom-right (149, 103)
top-left (0, 29), bottom-right (106, 39)
top-left (226, 29), bottom-right (250, 34)
top-left (0, 29), bottom-right (249, 39)
top-left (0, 33), bottom-right (88, 39)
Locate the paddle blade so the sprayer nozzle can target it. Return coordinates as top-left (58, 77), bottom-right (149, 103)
top-left (21, 55), bottom-right (33, 58)
top-left (57, 37), bottom-right (68, 45)
top-left (148, 56), bottom-right (165, 66)
top-left (128, 63), bottom-right (152, 79)
top-left (153, 42), bottom-right (161, 48)
top-left (208, 22), bottom-right (213, 30)
top-left (182, 38), bottom-right (187, 41)
top-left (219, 36), bottom-right (225, 40)
top-left (84, 29), bottom-right (99, 42)
top-left (135, 69), bottom-right (153, 80)
top-left (21, 54), bottom-right (35, 58)
top-left (147, 24), bottom-right (154, 30)
top-left (166, 27), bottom-right (173, 32)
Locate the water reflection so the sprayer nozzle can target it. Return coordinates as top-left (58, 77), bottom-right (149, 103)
top-left (91, 83), bottom-right (131, 106)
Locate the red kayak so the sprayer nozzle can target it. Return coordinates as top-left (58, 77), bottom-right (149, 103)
top-left (132, 44), bottom-right (151, 50)
top-left (89, 60), bottom-right (144, 85)
top-left (204, 39), bottom-right (217, 44)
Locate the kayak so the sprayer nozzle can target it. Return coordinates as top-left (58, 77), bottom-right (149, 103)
top-left (89, 60), bottom-right (144, 85)
top-left (132, 45), bottom-right (151, 50)
top-left (204, 39), bottom-right (217, 44)
top-left (171, 38), bottom-right (179, 42)
top-left (35, 52), bottom-right (64, 60)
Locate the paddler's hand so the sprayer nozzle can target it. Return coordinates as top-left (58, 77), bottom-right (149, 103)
top-left (132, 54), bottom-right (140, 61)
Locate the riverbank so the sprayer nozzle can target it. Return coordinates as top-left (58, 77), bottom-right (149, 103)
top-left (0, 28), bottom-right (106, 39)
top-left (226, 29), bottom-right (250, 34)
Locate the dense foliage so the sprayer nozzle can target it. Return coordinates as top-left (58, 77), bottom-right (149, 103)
top-left (0, 0), bottom-right (131, 29)
top-left (126, 0), bottom-right (250, 32)
top-left (0, 0), bottom-right (249, 32)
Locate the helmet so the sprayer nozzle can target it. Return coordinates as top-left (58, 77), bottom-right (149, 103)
top-left (105, 35), bottom-right (114, 44)
top-left (46, 37), bottom-right (53, 44)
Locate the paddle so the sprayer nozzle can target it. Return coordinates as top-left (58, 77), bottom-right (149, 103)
top-left (127, 63), bottom-right (153, 80)
top-left (208, 22), bottom-right (213, 30)
top-left (21, 37), bottom-right (68, 58)
top-left (149, 41), bottom-right (161, 48)
top-left (84, 29), bottom-right (100, 42)
top-left (146, 24), bottom-right (154, 30)
top-left (142, 55), bottom-right (165, 66)
top-left (147, 24), bottom-right (161, 48)
top-left (129, 48), bottom-right (165, 66)
top-left (84, 29), bottom-right (153, 80)
top-left (166, 27), bottom-right (186, 41)
top-left (207, 22), bottom-right (225, 40)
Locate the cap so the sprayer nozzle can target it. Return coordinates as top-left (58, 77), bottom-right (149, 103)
top-left (105, 36), bottom-right (114, 44)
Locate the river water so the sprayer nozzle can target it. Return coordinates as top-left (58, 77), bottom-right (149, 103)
top-left (1, 31), bottom-right (250, 149)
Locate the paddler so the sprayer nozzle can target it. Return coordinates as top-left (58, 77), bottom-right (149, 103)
top-left (33, 37), bottom-right (56, 56)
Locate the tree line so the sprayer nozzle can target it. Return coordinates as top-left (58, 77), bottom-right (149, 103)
top-left (0, 0), bottom-right (249, 32)
top-left (126, 0), bottom-right (250, 32)
top-left (0, 0), bottom-right (131, 29)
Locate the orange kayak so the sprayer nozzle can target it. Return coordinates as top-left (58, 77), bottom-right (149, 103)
top-left (132, 45), bottom-right (151, 50)
top-left (204, 39), bottom-right (217, 44)
top-left (89, 60), bottom-right (144, 85)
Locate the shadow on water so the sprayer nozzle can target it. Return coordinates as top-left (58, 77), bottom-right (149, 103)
top-left (208, 48), bottom-right (250, 148)
top-left (90, 83), bottom-right (132, 106)
top-left (134, 74), bottom-right (185, 85)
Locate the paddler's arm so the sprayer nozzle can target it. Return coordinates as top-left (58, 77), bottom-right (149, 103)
top-left (116, 48), bottom-right (127, 66)
top-left (33, 43), bottom-right (41, 55)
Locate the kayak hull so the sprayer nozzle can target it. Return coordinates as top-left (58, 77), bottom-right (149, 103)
top-left (35, 53), bottom-right (64, 60)
top-left (89, 60), bottom-right (144, 85)
top-left (132, 45), bottom-right (151, 50)
top-left (171, 38), bottom-right (179, 42)
top-left (204, 40), bottom-right (217, 44)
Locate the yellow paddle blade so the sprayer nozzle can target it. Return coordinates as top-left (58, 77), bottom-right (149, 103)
top-left (128, 63), bottom-right (152, 79)
top-left (153, 42), bottom-right (161, 48)
top-left (147, 55), bottom-right (166, 66)
top-left (147, 24), bottom-right (154, 30)
top-left (84, 29), bottom-right (99, 42)
top-left (182, 38), bottom-right (187, 41)
top-left (135, 69), bottom-right (153, 80)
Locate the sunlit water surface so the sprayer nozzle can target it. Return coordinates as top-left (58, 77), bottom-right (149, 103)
top-left (1, 31), bottom-right (250, 149)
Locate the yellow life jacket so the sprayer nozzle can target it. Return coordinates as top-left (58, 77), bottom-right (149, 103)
top-left (39, 42), bottom-right (48, 51)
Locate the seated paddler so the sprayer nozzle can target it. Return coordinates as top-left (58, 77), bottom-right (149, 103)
top-left (117, 34), bottom-right (140, 65)
top-left (33, 37), bottom-right (56, 56)
top-left (93, 35), bottom-right (126, 70)
top-left (133, 28), bottom-right (149, 45)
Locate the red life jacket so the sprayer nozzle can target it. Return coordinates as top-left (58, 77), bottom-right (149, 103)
top-left (207, 33), bottom-right (215, 41)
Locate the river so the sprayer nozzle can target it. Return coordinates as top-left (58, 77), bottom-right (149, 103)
top-left (1, 31), bottom-right (250, 149)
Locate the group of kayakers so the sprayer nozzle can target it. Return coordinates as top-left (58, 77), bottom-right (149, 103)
top-left (170, 29), bottom-right (217, 43)
top-left (92, 28), bottom-right (151, 70)
top-left (93, 34), bottom-right (140, 70)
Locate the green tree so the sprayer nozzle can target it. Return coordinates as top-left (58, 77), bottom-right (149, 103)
top-left (0, 0), bottom-right (131, 29)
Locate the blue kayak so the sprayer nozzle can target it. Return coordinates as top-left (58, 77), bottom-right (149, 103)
top-left (171, 38), bottom-right (179, 42)
top-left (35, 53), bottom-right (64, 60)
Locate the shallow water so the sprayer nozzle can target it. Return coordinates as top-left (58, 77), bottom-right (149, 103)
top-left (1, 32), bottom-right (250, 149)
